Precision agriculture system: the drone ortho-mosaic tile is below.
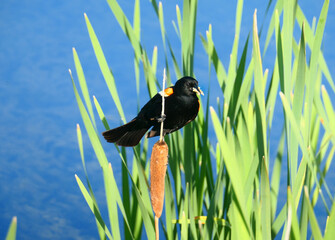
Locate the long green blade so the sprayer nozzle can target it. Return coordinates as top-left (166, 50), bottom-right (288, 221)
top-left (84, 13), bottom-right (126, 123)
top-left (5, 217), bottom-right (17, 240)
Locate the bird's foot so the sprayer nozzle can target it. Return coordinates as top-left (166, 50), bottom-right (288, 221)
top-left (156, 114), bottom-right (166, 123)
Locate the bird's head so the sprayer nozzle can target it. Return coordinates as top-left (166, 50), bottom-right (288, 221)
top-left (174, 76), bottom-right (204, 96)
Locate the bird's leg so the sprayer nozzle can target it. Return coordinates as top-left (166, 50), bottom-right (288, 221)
top-left (156, 114), bottom-right (166, 123)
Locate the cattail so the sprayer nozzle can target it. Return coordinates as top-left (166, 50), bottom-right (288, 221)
top-left (151, 68), bottom-right (168, 240)
top-left (150, 140), bottom-right (168, 218)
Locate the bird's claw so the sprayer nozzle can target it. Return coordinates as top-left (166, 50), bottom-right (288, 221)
top-left (157, 114), bottom-right (166, 123)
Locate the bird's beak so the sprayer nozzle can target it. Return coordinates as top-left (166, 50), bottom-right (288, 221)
top-left (193, 86), bottom-right (204, 96)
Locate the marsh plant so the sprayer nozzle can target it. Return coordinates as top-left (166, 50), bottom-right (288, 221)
top-left (70, 0), bottom-right (335, 239)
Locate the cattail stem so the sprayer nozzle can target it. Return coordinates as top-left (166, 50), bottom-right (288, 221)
top-left (159, 69), bottom-right (166, 142)
top-left (155, 216), bottom-right (159, 240)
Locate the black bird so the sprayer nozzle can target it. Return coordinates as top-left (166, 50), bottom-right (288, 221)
top-left (102, 76), bottom-right (203, 146)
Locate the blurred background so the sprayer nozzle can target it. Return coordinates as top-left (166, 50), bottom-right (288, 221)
top-left (0, 0), bottom-right (334, 239)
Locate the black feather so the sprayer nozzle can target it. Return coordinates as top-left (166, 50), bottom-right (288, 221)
top-left (102, 119), bottom-right (149, 146)
top-left (116, 128), bottom-right (148, 146)
top-left (102, 76), bottom-right (202, 147)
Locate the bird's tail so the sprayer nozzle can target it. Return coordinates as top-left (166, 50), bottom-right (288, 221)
top-left (102, 119), bottom-right (149, 147)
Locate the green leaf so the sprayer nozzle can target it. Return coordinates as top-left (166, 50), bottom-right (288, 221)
top-left (70, 70), bottom-right (108, 168)
top-left (270, 129), bottom-right (285, 219)
top-left (84, 13), bottom-right (126, 123)
top-left (279, 92), bottom-right (321, 191)
top-left (304, 187), bottom-right (323, 240)
top-left (228, 36), bottom-right (249, 120)
top-left (181, 185), bottom-right (189, 239)
top-left (105, 0), bottom-right (142, 59)
top-left (93, 96), bottom-right (110, 130)
top-left (76, 124), bottom-right (106, 239)
top-left (75, 174), bottom-right (113, 240)
top-left (133, 0), bottom-right (140, 41)
top-left (210, 107), bottom-right (251, 237)
top-left (165, 175), bottom-right (177, 239)
top-left (5, 217), bottom-right (17, 240)
top-left (321, 86), bottom-right (335, 143)
top-left (200, 24), bottom-right (227, 90)
top-left (295, 4), bottom-right (335, 93)
top-left (282, 0), bottom-right (295, 95)
top-left (263, 0), bottom-right (283, 55)
top-left (285, 187), bottom-right (301, 240)
top-left (142, 50), bottom-right (158, 98)
top-left (172, 216), bottom-right (230, 227)
top-left (253, 10), bottom-right (268, 167)
top-left (290, 23), bottom-right (306, 183)
top-left (325, 195), bottom-right (335, 240)
top-left (157, 2), bottom-right (166, 48)
top-left (73, 48), bottom-right (96, 128)
top-left (275, 9), bottom-right (285, 94)
top-left (306, 0), bottom-right (329, 137)
top-left (272, 204), bottom-right (287, 236)
top-left (261, 157), bottom-right (271, 240)
top-left (103, 165), bottom-right (121, 240)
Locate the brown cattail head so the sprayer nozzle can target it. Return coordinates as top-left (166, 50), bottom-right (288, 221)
top-left (150, 140), bottom-right (169, 218)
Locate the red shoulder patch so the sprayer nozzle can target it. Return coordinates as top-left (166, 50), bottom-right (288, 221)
top-left (164, 87), bottom-right (174, 96)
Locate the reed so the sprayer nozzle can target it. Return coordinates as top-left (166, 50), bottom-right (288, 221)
top-left (71, 0), bottom-right (335, 239)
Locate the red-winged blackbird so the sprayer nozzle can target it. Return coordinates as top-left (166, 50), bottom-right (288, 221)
top-left (102, 76), bottom-right (203, 146)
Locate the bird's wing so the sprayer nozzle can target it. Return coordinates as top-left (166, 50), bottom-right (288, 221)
top-left (137, 86), bottom-right (176, 123)
top-left (137, 93), bottom-right (164, 120)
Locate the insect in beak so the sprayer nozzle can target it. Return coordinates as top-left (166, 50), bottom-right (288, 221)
top-left (193, 87), bottom-right (204, 96)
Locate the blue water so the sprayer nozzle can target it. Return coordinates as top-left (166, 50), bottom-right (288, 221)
top-left (0, 0), bottom-right (334, 239)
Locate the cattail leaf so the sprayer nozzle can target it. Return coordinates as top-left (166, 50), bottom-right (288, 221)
top-left (75, 175), bottom-right (113, 240)
top-left (84, 14), bottom-right (126, 123)
top-left (5, 217), bottom-right (17, 240)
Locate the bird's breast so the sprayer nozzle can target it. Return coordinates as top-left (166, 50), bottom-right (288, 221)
top-left (165, 95), bottom-right (199, 120)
